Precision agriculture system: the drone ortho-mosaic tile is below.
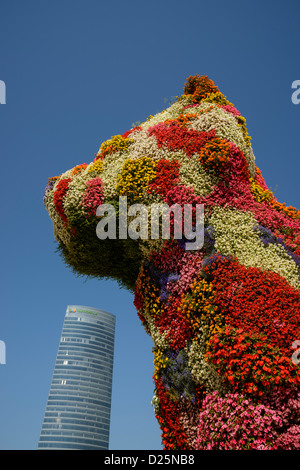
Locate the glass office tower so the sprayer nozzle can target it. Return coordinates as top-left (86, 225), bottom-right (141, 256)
top-left (38, 305), bottom-right (116, 450)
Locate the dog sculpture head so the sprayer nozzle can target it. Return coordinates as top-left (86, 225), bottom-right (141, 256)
top-left (44, 75), bottom-right (258, 286)
top-left (44, 75), bottom-right (300, 449)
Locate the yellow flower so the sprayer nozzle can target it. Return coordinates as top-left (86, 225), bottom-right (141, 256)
top-left (97, 134), bottom-right (133, 159)
top-left (180, 277), bottom-right (224, 349)
top-left (87, 159), bottom-right (104, 174)
top-left (203, 91), bottom-right (233, 107)
top-left (250, 177), bottom-right (273, 203)
top-left (116, 156), bottom-right (156, 202)
top-left (153, 348), bottom-right (169, 379)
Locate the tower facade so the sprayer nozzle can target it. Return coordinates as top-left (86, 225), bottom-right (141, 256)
top-left (38, 305), bottom-right (115, 450)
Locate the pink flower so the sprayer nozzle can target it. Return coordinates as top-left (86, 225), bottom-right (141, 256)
top-left (81, 177), bottom-right (104, 216)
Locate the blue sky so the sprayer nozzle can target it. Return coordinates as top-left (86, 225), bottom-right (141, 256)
top-left (0, 0), bottom-right (299, 450)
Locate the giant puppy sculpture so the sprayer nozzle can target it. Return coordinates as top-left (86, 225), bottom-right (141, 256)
top-left (44, 75), bottom-right (300, 449)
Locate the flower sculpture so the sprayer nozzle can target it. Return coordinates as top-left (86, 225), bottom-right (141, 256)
top-left (44, 75), bottom-right (300, 450)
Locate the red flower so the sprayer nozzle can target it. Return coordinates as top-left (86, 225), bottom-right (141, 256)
top-left (148, 121), bottom-right (215, 156)
top-left (53, 178), bottom-right (71, 225)
top-left (148, 159), bottom-right (180, 197)
top-left (183, 75), bottom-right (219, 103)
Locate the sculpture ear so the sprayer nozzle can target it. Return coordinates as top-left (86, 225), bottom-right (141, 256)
top-left (0, 80), bottom-right (6, 104)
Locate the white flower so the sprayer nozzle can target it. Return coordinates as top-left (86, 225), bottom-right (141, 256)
top-left (210, 206), bottom-right (300, 289)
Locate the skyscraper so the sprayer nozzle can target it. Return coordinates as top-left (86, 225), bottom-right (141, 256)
top-left (38, 305), bottom-right (116, 450)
